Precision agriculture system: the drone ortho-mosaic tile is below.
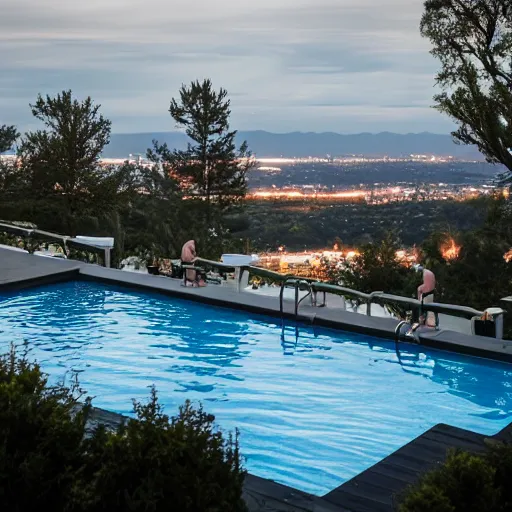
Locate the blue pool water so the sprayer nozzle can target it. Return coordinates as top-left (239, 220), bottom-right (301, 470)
top-left (0, 281), bottom-right (512, 495)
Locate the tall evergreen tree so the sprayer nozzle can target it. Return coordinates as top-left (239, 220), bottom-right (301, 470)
top-left (150, 79), bottom-right (254, 227)
top-left (0, 124), bottom-right (25, 222)
top-left (19, 90), bottom-right (111, 196)
top-left (0, 124), bottom-right (19, 153)
top-left (420, 0), bottom-right (512, 182)
top-left (16, 90), bottom-right (135, 234)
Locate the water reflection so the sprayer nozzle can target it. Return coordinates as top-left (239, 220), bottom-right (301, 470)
top-left (1, 281), bottom-right (512, 496)
top-left (0, 282), bottom-right (253, 381)
top-left (393, 341), bottom-right (512, 415)
top-left (281, 323), bottom-right (299, 355)
top-left (1, 283), bottom-right (511, 418)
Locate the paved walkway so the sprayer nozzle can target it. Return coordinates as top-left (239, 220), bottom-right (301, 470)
top-left (0, 247), bottom-right (81, 289)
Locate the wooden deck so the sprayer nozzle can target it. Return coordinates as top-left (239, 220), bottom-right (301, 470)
top-left (323, 423), bottom-right (496, 512)
top-left (88, 408), bottom-right (506, 512)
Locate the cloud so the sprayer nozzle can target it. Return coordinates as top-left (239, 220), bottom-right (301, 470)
top-left (0, 0), bottom-right (454, 134)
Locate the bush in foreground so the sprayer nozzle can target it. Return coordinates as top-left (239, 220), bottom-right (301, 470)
top-left (72, 388), bottom-right (247, 512)
top-left (0, 346), bottom-right (247, 512)
top-left (0, 345), bottom-right (90, 511)
top-left (398, 441), bottom-right (512, 512)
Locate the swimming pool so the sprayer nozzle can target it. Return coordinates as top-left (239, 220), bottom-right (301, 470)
top-left (0, 281), bottom-right (511, 495)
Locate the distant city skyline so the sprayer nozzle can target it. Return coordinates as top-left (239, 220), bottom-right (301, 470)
top-left (1, 0), bottom-right (455, 135)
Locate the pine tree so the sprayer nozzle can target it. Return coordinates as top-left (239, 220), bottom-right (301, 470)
top-left (19, 90), bottom-right (111, 196)
top-left (420, 0), bottom-right (512, 182)
top-left (150, 79), bottom-right (254, 228)
top-left (17, 90), bottom-right (135, 234)
top-left (0, 124), bottom-right (18, 153)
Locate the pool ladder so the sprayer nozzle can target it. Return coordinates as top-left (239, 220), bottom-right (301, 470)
top-left (395, 320), bottom-right (408, 343)
top-left (279, 277), bottom-right (313, 321)
top-left (395, 319), bottom-right (424, 346)
top-left (280, 323), bottom-right (299, 355)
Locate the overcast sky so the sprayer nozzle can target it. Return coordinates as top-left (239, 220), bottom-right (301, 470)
top-left (0, 0), bottom-right (455, 134)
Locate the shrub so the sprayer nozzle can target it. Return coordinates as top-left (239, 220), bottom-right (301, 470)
top-left (397, 443), bottom-right (512, 512)
top-left (71, 387), bottom-right (247, 512)
top-left (0, 346), bottom-right (247, 512)
top-left (329, 233), bottom-right (418, 297)
top-left (0, 344), bottom-right (90, 511)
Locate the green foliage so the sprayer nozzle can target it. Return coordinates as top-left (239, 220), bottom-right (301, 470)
top-left (0, 344), bottom-right (90, 511)
top-left (486, 439), bottom-right (512, 507)
top-left (398, 442), bottom-right (512, 512)
top-left (238, 199), bottom-right (486, 252)
top-left (73, 388), bottom-right (247, 512)
top-left (0, 124), bottom-right (19, 153)
top-left (420, 199), bottom-right (512, 311)
top-left (420, 0), bottom-right (512, 181)
top-left (9, 90), bottom-right (137, 235)
top-left (329, 233), bottom-right (418, 297)
top-left (150, 79), bottom-right (254, 234)
top-left (0, 346), bottom-right (247, 512)
top-left (20, 90), bottom-right (110, 169)
top-left (1, 85), bottom-right (255, 262)
top-left (310, 197), bottom-right (512, 320)
top-left (121, 162), bottom-right (185, 260)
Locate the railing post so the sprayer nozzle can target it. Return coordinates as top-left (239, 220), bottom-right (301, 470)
top-left (104, 248), bottom-right (111, 268)
top-left (279, 281), bottom-right (286, 315)
top-left (367, 292), bottom-right (384, 317)
top-left (295, 281), bottom-right (299, 317)
top-left (236, 267), bottom-right (242, 293)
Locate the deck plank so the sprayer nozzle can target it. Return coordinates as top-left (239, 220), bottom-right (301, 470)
top-left (323, 424), bottom-right (488, 512)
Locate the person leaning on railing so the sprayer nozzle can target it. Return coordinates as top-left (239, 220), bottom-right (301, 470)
top-left (414, 264), bottom-right (436, 327)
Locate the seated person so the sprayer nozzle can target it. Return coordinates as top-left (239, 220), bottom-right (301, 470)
top-left (181, 240), bottom-right (206, 287)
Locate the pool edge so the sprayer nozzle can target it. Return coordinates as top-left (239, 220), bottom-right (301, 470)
top-left (2, 247), bottom-right (512, 365)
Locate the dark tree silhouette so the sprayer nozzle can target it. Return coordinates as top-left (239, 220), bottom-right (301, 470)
top-left (0, 124), bottom-right (18, 153)
top-left (150, 79), bottom-right (254, 226)
top-left (421, 0), bottom-right (512, 182)
top-left (16, 90), bottom-right (135, 234)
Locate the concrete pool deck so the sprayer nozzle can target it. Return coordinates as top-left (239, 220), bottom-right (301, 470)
top-left (2, 247), bottom-right (512, 511)
top-left (1, 247), bottom-right (512, 363)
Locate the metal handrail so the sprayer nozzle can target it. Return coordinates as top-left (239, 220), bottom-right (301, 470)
top-left (2, 220), bottom-right (501, 326)
top-left (0, 222), bottom-right (34, 237)
top-left (310, 282), bottom-right (372, 303)
top-left (366, 291), bottom-right (385, 316)
top-left (371, 293), bottom-right (487, 320)
top-left (279, 277), bottom-right (291, 316)
top-left (421, 302), bottom-right (485, 320)
top-left (395, 320), bottom-right (408, 343)
top-left (193, 257), bottom-right (237, 273)
top-left (280, 323), bottom-right (299, 355)
top-left (194, 258), bottom-right (295, 293)
top-left (0, 222), bottom-right (113, 265)
top-left (278, 277), bottom-right (313, 319)
top-left (187, 258), bottom-right (506, 324)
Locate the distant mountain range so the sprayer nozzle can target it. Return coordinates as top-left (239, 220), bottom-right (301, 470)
top-left (104, 130), bottom-right (483, 159)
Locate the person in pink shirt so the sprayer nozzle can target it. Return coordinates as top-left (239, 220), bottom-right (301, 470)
top-left (414, 265), bottom-right (436, 327)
